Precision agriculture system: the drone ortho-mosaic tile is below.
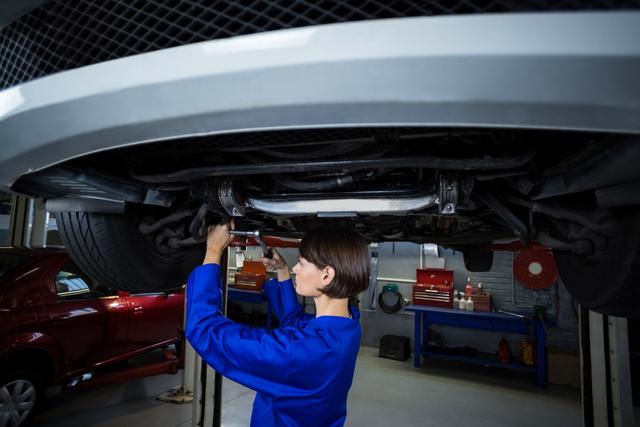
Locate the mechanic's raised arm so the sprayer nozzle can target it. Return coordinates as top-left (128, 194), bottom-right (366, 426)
top-left (185, 263), bottom-right (292, 396)
top-left (261, 250), bottom-right (313, 328)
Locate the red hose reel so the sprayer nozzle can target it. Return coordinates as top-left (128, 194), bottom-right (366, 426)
top-left (513, 249), bottom-right (559, 290)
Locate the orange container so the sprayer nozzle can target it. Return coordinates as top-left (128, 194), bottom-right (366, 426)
top-left (234, 261), bottom-right (266, 291)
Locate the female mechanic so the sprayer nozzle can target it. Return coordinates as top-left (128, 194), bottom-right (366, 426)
top-left (185, 222), bottom-right (370, 426)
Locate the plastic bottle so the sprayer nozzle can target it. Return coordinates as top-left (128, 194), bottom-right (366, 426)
top-left (477, 282), bottom-right (483, 295)
top-left (453, 291), bottom-right (460, 308)
top-left (458, 293), bottom-right (467, 310)
top-left (465, 296), bottom-right (474, 311)
top-left (465, 277), bottom-right (474, 295)
top-left (519, 338), bottom-right (535, 366)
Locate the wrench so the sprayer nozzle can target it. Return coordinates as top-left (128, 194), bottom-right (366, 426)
top-left (230, 230), bottom-right (273, 258)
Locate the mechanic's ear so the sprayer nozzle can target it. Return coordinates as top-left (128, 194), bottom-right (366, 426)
top-left (321, 266), bottom-right (335, 286)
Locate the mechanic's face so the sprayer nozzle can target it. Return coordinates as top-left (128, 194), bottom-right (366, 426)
top-left (292, 257), bottom-right (326, 297)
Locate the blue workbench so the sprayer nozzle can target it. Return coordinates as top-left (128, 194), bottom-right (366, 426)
top-left (227, 287), bottom-right (273, 330)
top-left (405, 305), bottom-right (546, 387)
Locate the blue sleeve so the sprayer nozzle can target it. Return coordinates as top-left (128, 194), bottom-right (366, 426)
top-left (262, 277), bottom-right (285, 319)
top-left (263, 276), bottom-right (314, 328)
top-left (185, 264), bottom-right (292, 396)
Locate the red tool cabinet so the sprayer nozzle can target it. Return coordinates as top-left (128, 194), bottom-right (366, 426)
top-left (412, 268), bottom-right (454, 308)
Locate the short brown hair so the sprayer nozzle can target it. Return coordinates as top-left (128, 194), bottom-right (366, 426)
top-left (299, 226), bottom-right (370, 305)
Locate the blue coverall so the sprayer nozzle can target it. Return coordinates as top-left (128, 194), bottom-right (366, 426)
top-left (185, 264), bottom-right (361, 427)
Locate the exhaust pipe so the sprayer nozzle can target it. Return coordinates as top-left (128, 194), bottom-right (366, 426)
top-left (245, 193), bottom-right (439, 217)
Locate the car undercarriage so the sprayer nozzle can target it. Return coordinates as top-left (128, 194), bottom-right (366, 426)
top-left (12, 127), bottom-right (635, 245)
top-left (2, 3), bottom-right (640, 427)
top-left (9, 126), bottom-right (640, 316)
top-left (2, 2), bottom-right (640, 316)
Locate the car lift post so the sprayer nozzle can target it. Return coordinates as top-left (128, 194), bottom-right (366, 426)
top-left (580, 308), bottom-right (634, 426)
top-left (191, 248), bottom-right (228, 427)
top-left (157, 317), bottom-right (197, 404)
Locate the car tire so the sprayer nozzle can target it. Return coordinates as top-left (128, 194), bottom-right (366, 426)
top-left (553, 212), bottom-right (640, 317)
top-left (0, 369), bottom-right (43, 427)
top-left (462, 246), bottom-right (494, 272)
top-left (54, 205), bottom-right (204, 293)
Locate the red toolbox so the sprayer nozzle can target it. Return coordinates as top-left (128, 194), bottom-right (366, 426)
top-left (412, 268), bottom-right (454, 308)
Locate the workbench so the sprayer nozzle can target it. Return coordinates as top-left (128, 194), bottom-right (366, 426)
top-left (405, 305), bottom-right (546, 387)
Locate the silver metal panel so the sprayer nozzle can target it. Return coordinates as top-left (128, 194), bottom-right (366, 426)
top-left (579, 308), bottom-right (587, 427)
top-left (8, 194), bottom-right (27, 248)
top-left (589, 311), bottom-right (609, 427)
top-left (29, 198), bottom-right (47, 247)
top-left (608, 316), bottom-right (634, 427)
top-left (182, 309), bottom-right (196, 394)
top-left (8, 195), bottom-right (47, 248)
top-left (0, 12), bottom-right (639, 189)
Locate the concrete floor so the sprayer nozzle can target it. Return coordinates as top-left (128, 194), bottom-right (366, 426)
top-left (33, 346), bottom-right (582, 427)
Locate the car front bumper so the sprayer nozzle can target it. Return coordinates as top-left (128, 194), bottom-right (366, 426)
top-left (1, 11), bottom-right (639, 190)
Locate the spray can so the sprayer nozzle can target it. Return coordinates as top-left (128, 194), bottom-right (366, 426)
top-left (465, 277), bottom-right (474, 295)
top-left (499, 338), bottom-right (511, 363)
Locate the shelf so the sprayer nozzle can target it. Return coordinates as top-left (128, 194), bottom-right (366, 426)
top-left (422, 347), bottom-right (538, 373)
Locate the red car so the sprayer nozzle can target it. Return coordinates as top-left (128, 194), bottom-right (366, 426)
top-left (0, 247), bottom-right (185, 427)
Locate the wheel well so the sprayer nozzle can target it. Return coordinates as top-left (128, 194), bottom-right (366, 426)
top-left (2, 348), bottom-right (56, 385)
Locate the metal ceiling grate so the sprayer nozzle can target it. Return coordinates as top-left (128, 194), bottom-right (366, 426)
top-left (1, 0), bottom-right (639, 90)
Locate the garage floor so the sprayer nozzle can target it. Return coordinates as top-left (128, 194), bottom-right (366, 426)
top-left (33, 346), bottom-right (581, 427)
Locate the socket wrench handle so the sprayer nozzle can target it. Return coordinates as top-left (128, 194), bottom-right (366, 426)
top-left (230, 230), bottom-right (272, 258)
top-left (230, 230), bottom-right (259, 238)
top-left (253, 235), bottom-right (273, 259)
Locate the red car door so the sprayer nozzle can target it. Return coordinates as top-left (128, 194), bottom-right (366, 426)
top-left (126, 289), bottom-right (184, 348)
top-left (42, 260), bottom-right (132, 373)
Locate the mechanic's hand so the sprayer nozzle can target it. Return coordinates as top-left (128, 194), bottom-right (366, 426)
top-left (260, 249), bottom-right (291, 282)
top-left (260, 249), bottom-right (287, 271)
top-left (203, 220), bottom-right (234, 265)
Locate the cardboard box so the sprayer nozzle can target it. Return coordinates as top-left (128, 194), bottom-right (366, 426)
top-left (547, 347), bottom-right (581, 388)
top-left (465, 292), bottom-right (491, 312)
